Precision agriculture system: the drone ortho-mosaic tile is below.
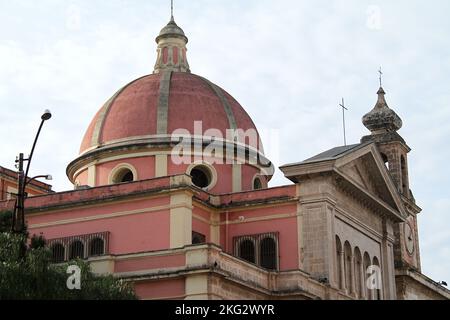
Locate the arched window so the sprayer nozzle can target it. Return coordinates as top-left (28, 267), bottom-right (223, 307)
top-left (253, 177), bottom-right (262, 190)
top-left (363, 252), bottom-right (372, 300)
top-left (69, 240), bottom-right (85, 260)
top-left (354, 247), bottom-right (363, 298)
top-left (380, 152), bottom-right (389, 170)
top-left (192, 231), bottom-right (206, 245)
top-left (113, 168), bottom-right (134, 184)
top-left (344, 241), bottom-right (352, 294)
top-left (401, 155), bottom-right (407, 193)
top-left (109, 164), bottom-right (138, 185)
top-left (335, 236), bottom-right (343, 290)
top-left (372, 257), bottom-right (382, 300)
top-left (260, 237), bottom-right (277, 270)
top-left (89, 237), bottom-right (105, 256)
top-left (239, 239), bottom-right (255, 264)
top-left (51, 243), bottom-right (65, 263)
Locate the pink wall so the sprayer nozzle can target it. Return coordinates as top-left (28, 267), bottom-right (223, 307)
top-left (27, 196), bottom-right (171, 254)
top-left (96, 156), bottom-right (155, 186)
top-left (115, 253), bottom-right (185, 273)
top-left (222, 203), bottom-right (299, 271)
top-left (74, 169), bottom-right (88, 186)
top-left (241, 165), bottom-right (262, 191)
top-left (192, 206), bottom-right (211, 241)
top-left (134, 278), bottom-right (185, 300)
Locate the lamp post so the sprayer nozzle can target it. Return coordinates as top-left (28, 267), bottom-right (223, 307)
top-left (12, 110), bottom-right (52, 233)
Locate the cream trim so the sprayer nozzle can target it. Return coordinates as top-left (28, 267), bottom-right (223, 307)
top-left (185, 274), bottom-right (209, 300)
top-left (155, 154), bottom-right (168, 177)
top-left (232, 164), bottom-right (242, 192)
top-left (192, 213), bottom-right (210, 225)
top-left (210, 211), bottom-right (220, 245)
top-left (88, 165), bottom-right (96, 187)
top-left (170, 193), bottom-right (193, 249)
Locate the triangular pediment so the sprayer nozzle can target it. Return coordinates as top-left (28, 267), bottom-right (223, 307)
top-left (280, 142), bottom-right (407, 221)
top-left (335, 144), bottom-right (405, 215)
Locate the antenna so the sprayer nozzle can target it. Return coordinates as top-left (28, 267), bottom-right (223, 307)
top-left (339, 98), bottom-right (348, 146)
top-left (171, 0), bottom-right (174, 19)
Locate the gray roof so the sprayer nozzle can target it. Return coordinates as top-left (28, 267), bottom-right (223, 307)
top-left (281, 143), bottom-right (374, 169)
top-left (302, 144), bottom-right (362, 163)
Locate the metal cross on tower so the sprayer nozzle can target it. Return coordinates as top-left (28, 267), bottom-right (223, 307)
top-left (378, 67), bottom-right (383, 87)
top-left (339, 98), bottom-right (348, 146)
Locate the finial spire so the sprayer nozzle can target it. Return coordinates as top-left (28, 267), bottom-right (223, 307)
top-left (153, 4), bottom-right (190, 74)
top-left (362, 84), bottom-right (403, 135)
top-left (378, 66), bottom-right (383, 87)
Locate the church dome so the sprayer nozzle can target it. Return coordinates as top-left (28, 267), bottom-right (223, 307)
top-left (79, 72), bottom-right (262, 154)
top-left (68, 15), bottom-right (273, 192)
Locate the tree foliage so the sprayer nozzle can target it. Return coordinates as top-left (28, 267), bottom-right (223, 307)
top-left (0, 210), bottom-right (137, 300)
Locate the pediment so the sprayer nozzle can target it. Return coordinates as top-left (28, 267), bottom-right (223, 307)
top-left (335, 144), bottom-right (404, 215)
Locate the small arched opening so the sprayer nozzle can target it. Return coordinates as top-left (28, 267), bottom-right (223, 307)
top-left (253, 177), bottom-right (263, 190)
top-left (89, 237), bottom-right (105, 256)
top-left (239, 239), bottom-right (256, 264)
top-left (51, 243), bottom-right (65, 263)
top-left (69, 240), bottom-right (85, 260)
top-left (335, 236), bottom-right (344, 290)
top-left (259, 237), bottom-right (277, 270)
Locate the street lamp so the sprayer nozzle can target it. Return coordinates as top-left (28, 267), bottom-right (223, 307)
top-left (12, 110), bottom-right (52, 233)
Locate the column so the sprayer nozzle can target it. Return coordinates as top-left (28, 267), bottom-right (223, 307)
top-left (339, 250), bottom-right (346, 291)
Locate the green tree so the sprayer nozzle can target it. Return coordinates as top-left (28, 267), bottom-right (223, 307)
top-left (0, 210), bottom-right (136, 300)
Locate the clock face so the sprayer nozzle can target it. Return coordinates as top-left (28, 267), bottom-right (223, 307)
top-left (404, 223), bottom-right (415, 255)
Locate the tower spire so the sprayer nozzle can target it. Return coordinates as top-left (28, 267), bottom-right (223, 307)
top-left (171, 0), bottom-right (174, 20)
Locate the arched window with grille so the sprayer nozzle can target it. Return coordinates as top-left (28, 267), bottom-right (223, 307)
top-left (69, 240), bottom-right (84, 260)
top-left (89, 237), bottom-right (105, 256)
top-left (259, 237), bottom-right (277, 270)
top-left (239, 239), bottom-right (256, 264)
top-left (51, 243), bottom-right (65, 263)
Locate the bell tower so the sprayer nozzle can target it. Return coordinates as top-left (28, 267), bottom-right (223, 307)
top-left (361, 85), bottom-right (422, 271)
top-left (361, 87), bottom-right (410, 198)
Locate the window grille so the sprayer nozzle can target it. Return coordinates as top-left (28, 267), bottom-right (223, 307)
top-left (192, 231), bottom-right (206, 244)
top-left (233, 232), bottom-right (279, 271)
top-left (47, 231), bottom-right (110, 263)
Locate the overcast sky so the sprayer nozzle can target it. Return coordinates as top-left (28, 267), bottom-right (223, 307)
top-left (0, 0), bottom-right (449, 286)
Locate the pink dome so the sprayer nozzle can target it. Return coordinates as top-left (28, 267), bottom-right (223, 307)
top-left (80, 72), bottom-right (261, 154)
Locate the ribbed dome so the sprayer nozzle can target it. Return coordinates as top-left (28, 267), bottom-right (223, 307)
top-left (79, 72), bottom-right (262, 154)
